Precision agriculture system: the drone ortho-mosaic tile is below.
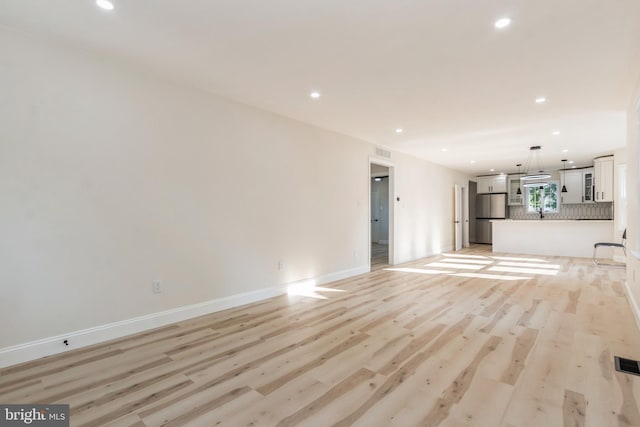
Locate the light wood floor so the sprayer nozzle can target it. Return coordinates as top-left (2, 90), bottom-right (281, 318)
top-left (2, 246), bottom-right (640, 426)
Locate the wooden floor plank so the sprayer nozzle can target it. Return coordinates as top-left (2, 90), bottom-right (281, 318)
top-left (419, 335), bottom-right (503, 426)
top-left (562, 389), bottom-right (586, 427)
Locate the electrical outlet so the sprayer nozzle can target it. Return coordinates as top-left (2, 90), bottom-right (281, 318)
top-left (278, 260), bottom-right (285, 271)
top-left (152, 280), bottom-right (161, 294)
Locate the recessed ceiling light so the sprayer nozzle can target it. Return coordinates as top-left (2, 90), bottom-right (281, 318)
top-left (395, 128), bottom-right (403, 133)
top-left (470, 160), bottom-right (476, 164)
top-left (562, 149), bottom-right (569, 153)
top-left (568, 160), bottom-right (574, 164)
top-left (535, 97), bottom-right (547, 104)
top-left (96, 0), bottom-right (114, 10)
top-left (571, 166), bottom-right (576, 169)
top-left (552, 131), bottom-right (560, 136)
top-left (490, 169), bottom-right (495, 172)
top-left (441, 148), bottom-right (447, 152)
top-left (494, 17), bottom-right (511, 29)
top-left (309, 91), bottom-right (321, 99)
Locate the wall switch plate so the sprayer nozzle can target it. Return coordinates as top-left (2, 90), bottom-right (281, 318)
top-left (152, 280), bottom-right (161, 294)
top-left (278, 261), bottom-right (285, 270)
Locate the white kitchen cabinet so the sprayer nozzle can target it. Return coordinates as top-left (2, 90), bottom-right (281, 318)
top-left (559, 170), bottom-right (583, 204)
top-left (559, 168), bottom-right (595, 204)
top-left (476, 177), bottom-right (491, 194)
top-left (507, 176), bottom-right (523, 205)
top-left (582, 168), bottom-right (595, 203)
top-left (594, 156), bottom-right (613, 202)
top-left (476, 175), bottom-right (507, 194)
top-left (492, 175), bottom-right (507, 193)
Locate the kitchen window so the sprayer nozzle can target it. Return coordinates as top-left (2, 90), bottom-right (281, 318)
top-left (527, 182), bottom-right (559, 213)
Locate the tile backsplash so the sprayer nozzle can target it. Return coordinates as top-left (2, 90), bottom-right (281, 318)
top-left (509, 202), bottom-right (613, 220)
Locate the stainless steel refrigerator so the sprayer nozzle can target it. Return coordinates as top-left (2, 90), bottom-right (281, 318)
top-left (475, 193), bottom-right (507, 244)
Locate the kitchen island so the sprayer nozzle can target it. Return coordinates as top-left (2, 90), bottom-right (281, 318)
top-left (492, 220), bottom-right (614, 258)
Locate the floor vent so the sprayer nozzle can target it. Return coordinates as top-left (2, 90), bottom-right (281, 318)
top-left (614, 356), bottom-right (640, 375)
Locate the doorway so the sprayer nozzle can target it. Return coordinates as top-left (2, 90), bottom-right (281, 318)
top-left (370, 161), bottom-right (394, 270)
top-left (454, 184), bottom-right (470, 250)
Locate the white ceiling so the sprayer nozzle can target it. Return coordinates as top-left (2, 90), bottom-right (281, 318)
top-left (2, 0), bottom-right (640, 175)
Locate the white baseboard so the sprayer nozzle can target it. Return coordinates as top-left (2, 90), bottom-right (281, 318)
top-left (285, 265), bottom-right (371, 289)
top-left (0, 265), bottom-right (370, 369)
top-left (395, 246), bottom-right (455, 265)
top-left (315, 265), bottom-right (371, 285)
top-left (624, 280), bottom-right (640, 333)
top-left (0, 287), bottom-right (283, 369)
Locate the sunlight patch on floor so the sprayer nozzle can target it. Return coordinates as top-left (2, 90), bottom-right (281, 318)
top-left (451, 272), bottom-right (532, 281)
top-left (442, 253), bottom-right (489, 259)
top-left (287, 280), bottom-right (347, 299)
top-left (426, 262), bottom-right (484, 270)
top-left (496, 261), bottom-right (561, 270)
top-left (490, 256), bottom-right (548, 263)
top-left (440, 257), bottom-right (493, 265)
top-left (488, 266), bottom-right (559, 276)
top-left (381, 251), bottom-right (566, 280)
top-left (384, 267), bottom-right (453, 275)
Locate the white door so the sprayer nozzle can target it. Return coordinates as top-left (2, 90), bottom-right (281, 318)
top-left (371, 191), bottom-right (381, 243)
top-left (454, 184), bottom-right (463, 250)
top-left (370, 159), bottom-right (396, 266)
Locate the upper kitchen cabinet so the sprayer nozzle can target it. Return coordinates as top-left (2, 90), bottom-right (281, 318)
top-left (477, 175), bottom-right (507, 194)
top-left (594, 156), bottom-right (614, 202)
top-left (560, 170), bottom-right (583, 204)
top-left (507, 175), bottom-right (523, 205)
top-left (560, 167), bottom-right (595, 204)
top-left (583, 168), bottom-right (595, 203)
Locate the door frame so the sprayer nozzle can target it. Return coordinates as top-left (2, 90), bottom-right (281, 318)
top-left (369, 157), bottom-right (395, 266)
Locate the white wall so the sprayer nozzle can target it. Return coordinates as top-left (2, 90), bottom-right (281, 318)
top-left (393, 151), bottom-right (467, 263)
top-left (614, 147), bottom-right (628, 234)
top-left (0, 29), bottom-right (469, 364)
top-left (626, 72), bottom-right (640, 325)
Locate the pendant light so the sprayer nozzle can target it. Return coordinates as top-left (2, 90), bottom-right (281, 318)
top-left (515, 163), bottom-right (522, 195)
top-left (523, 180), bottom-right (549, 188)
top-left (560, 159), bottom-right (568, 193)
top-left (520, 146), bottom-right (550, 188)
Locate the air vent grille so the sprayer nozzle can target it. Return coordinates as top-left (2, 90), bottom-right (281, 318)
top-left (375, 147), bottom-right (392, 159)
top-left (615, 356), bottom-right (640, 376)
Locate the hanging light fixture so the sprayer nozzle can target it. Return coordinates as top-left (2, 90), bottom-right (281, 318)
top-left (515, 163), bottom-right (523, 195)
top-left (523, 181), bottom-right (549, 188)
top-left (560, 159), bottom-right (568, 193)
top-left (520, 146), bottom-right (550, 187)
